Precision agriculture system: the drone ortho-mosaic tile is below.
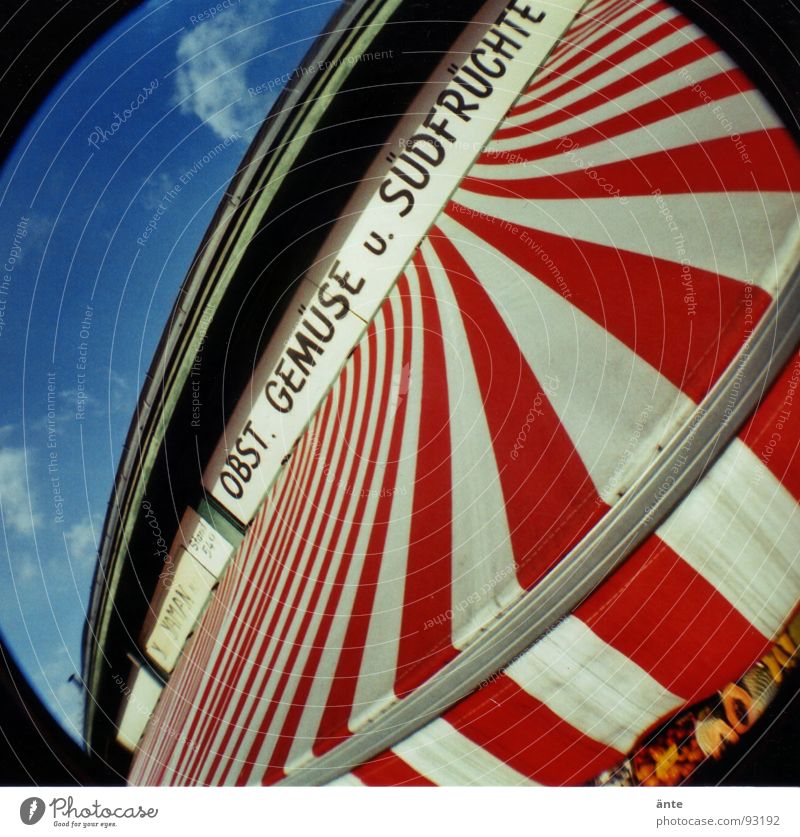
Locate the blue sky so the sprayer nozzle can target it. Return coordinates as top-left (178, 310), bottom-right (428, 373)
top-left (0, 0), bottom-right (341, 741)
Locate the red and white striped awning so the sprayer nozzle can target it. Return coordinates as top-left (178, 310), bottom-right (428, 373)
top-left (128, 0), bottom-right (800, 786)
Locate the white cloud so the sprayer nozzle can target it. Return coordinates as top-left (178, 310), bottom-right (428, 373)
top-left (58, 385), bottom-right (101, 420)
top-left (173, 2), bottom-right (276, 140)
top-left (64, 517), bottom-right (99, 569)
top-left (140, 171), bottom-right (175, 211)
top-left (16, 558), bottom-right (41, 585)
top-left (4, 211), bottom-right (51, 268)
top-left (0, 446), bottom-right (40, 535)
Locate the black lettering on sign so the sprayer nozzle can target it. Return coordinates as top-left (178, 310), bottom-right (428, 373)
top-left (287, 331), bottom-right (323, 376)
top-left (378, 0), bottom-right (546, 219)
top-left (328, 259), bottom-right (365, 295)
top-left (261, 265), bottom-right (365, 416)
top-left (379, 178), bottom-right (414, 217)
top-left (219, 420), bottom-right (270, 499)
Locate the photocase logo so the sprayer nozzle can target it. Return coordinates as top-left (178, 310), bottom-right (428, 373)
top-left (19, 797), bottom-right (45, 825)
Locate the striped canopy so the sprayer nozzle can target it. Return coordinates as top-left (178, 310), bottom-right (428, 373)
top-left (128, 0), bottom-right (800, 785)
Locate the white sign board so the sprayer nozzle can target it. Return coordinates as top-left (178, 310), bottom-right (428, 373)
top-left (141, 547), bottom-right (216, 674)
top-left (203, 0), bottom-right (586, 524)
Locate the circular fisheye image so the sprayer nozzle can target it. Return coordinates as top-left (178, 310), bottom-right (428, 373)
top-left (0, 0), bottom-right (798, 791)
